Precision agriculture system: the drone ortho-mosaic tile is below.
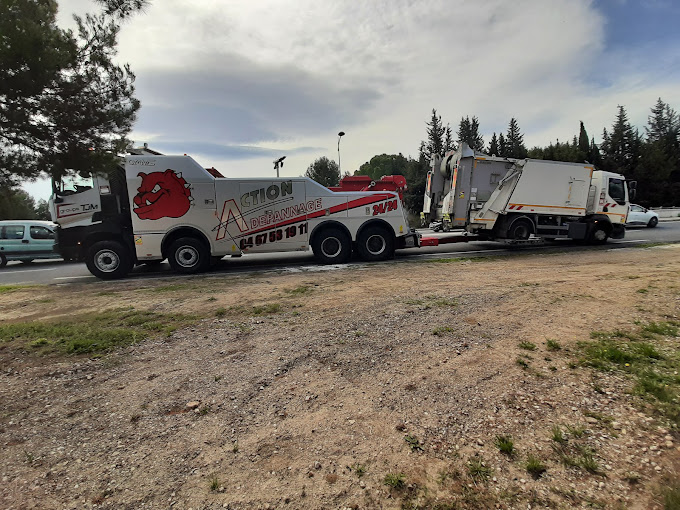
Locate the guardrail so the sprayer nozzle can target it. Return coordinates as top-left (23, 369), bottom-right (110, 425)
top-left (650, 207), bottom-right (680, 219)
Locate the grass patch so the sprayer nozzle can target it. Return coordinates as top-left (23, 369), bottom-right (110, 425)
top-left (565, 424), bottom-right (586, 438)
top-left (0, 284), bottom-right (34, 294)
top-left (284, 286), bottom-right (311, 295)
top-left (0, 308), bottom-right (195, 355)
top-left (525, 455), bottom-right (547, 479)
top-left (519, 341), bottom-right (536, 351)
top-left (406, 295), bottom-right (458, 308)
top-left (581, 321), bottom-right (680, 424)
top-left (662, 479), bottom-right (680, 510)
top-left (404, 435), bottom-right (424, 452)
top-left (467, 457), bottom-right (492, 481)
top-left (147, 284), bottom-right (189, 293)
top-left (642, 321), bottom-right (679, 337)
top-left (516, 358), bottom-right (529, 369)
top-left (351, 463), bottom-right (366, 478)
top-left (252, 303), bottom-right (282, 315)
top-left (578, 449), bottom-right (601, 474)
top-left (433, 297), bottom-right (458, 307)
top-left (383, 472), bottom-right (406, 490)
top-left (209, 475), bottom-right (220, 492)
top-left (546, 339), bottom-right (561, 351)
top-left (551, 425), bottom-right (566, 443)
top-left (215, 307), bottom-right (227, 318)
top-left (494, 435), bottom-right (515, 456)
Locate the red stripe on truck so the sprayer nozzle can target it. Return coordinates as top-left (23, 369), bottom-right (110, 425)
top-left (233, 194), bottom-right (395, 239)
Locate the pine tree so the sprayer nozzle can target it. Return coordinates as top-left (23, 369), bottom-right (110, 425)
top-left (601, 106), bottom-right (637, 176)
top-left (505, 118), bottom-right (528, 159)
top-left (457, 116), bottom-right (484, 151)
top-left (646, 98), bottom-right (679, 143)
top-left (588, 137), bottom-right (601, 166)
top-left (634, 98), bottom-right (680, 205)
top-left (488, 133), bottom-right (499, 156)
top-left (498, 133), bottom-right (506, 157)
top-left (424, 109), bottom-right (446, 158)
top-left (0, 0), bottom-right (144, 189)
top-left (444, 124), bottom-right (455, 153)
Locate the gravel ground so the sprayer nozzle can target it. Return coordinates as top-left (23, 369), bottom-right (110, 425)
top-left (1, 244), bottom-right (679, 509)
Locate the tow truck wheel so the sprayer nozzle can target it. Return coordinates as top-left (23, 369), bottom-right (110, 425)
top-left (312, 227), bottom-right (351, 264)
top-left (168, 237), bottom-right (209, 274)
top-left (0, 254), bottom-right (6, 268)
top-left (356, 226), bottom-right (394, 262)
top-left (86, 241), bottom-right (132, 280)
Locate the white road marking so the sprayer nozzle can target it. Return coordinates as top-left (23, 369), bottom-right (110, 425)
top-left (5, 267), bottom-right (58, 273)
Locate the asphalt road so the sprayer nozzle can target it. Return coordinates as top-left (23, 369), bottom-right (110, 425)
top-left (2, 221), bottom-right (679, 286)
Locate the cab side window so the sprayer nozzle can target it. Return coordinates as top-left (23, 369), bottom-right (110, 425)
top-left (30, 226), bottom-right (55, 240)
top-left (608, 178), bottom-right (626, 204)
top-left (1, 225), bottom-right (25, 239)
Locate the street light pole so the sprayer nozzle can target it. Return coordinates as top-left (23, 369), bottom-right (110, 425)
top-left (273, 156), bottom-right (286, 178)
top-left (337, 131), bottom-right (345, 173)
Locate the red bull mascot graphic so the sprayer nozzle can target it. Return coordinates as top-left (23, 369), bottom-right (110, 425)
top-left (133, 169), bottom-right (192, 220)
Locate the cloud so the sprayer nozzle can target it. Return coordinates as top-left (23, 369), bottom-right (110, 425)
top-left (148, 140), bottom-right (322, 160)
top-left (46, 0), bottom-right (680, 185)
top-left (132, 52), bottom-right (381, 147)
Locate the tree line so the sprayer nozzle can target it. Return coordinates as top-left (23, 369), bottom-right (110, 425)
top-left (342, 100), bottom-right (680, 212)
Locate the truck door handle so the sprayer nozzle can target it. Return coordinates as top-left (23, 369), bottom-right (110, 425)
top-left (22, 240), bottom-right (30, 244)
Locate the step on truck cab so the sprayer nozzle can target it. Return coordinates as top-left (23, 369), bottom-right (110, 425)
top-left (49, 149), bottom-right (419, 279)
top-left (423, 143), bottom-right (634, 244)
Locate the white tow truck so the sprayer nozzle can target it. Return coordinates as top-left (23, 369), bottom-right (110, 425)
top-left (49, 148), bottom-right (419, 279)
top-left (421, 143), bottom-right (635, 244)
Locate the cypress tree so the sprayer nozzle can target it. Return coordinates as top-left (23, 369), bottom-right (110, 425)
top-left (488, 133), bottom-right (499, 156)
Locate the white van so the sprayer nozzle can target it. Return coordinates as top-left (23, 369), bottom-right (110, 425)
top-left (0, 220), bottom-right (60, 268)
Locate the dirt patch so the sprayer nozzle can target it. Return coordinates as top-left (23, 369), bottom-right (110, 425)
top-left (1, 245), bottom-right (680, 509)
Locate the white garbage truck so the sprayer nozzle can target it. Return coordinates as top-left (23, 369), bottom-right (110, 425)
top-left (49, 148), bottom-right (419, 279)
top-left (421, 143), bottom-right (634, 244)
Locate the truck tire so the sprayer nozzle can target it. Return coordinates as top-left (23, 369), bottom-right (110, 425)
top-left (356, 225), bottom-right (394, 262)
top-left (312, 227), bottom-right (351, 264)
top-left (168, 237), bottom-right (209, 274)
top-left (588, 225), bottom-right (609, 245)
top-left (86, 241), bottom-right (132, 280)
top-left (508, 218), bottom-right (534, 240)
top-left (0, 254), bottom-right (6, 268)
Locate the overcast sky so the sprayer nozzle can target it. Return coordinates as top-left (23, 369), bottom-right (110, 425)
top-left (24, 0), bottom-right (680, 201)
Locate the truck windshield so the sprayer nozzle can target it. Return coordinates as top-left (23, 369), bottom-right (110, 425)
top-left (608, 178), bottom-right (626, 205)
top-left (55, 174), bottom-right (94, 196)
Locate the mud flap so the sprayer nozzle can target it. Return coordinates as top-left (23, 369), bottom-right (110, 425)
top-left (611, 224), bottom-right (625, 240)
top-left (567, 222), bottom-right (588, 240)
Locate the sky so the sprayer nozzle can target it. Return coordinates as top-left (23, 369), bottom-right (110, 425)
top-left (22, 0), bottom-right (680, 201)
